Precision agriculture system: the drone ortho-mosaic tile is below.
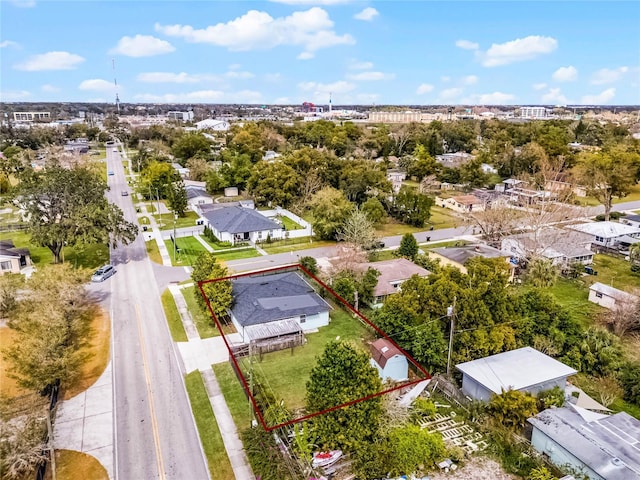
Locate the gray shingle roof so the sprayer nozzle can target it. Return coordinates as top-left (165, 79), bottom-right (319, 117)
top-left (528, 408), bottom-right (640, 480)
top-left (0, 239), bottom-right (30, 258)
top-left (185, 186), bottom-right (211, 200)
top-left (230, 272), bottom-right (330, 327)
top-left (431, 244), bottom-right (505, 265)
top-left (203, 206), bottom-right (280, 234)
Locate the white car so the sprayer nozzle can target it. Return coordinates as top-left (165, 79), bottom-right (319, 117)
top-left (91, 264), bottom-right (116, 282)
top-left (112, 148), bottom-right (118, 153)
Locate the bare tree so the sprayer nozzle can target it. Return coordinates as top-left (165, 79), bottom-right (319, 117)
top-left (600, 297), bottom-right (640, 337)
top-left (290, 171), bottom-right (324, 215)
top-left (592, 375), bottom-right (624, 408)
top-left (337, 207), bottom-right (378, 251)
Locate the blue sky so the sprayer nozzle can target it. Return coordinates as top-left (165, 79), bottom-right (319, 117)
top-left (1, 0), bottom-right (639, 105)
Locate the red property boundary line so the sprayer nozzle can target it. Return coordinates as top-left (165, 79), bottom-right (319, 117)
top-left (198, 263), bottom-right (431, 431)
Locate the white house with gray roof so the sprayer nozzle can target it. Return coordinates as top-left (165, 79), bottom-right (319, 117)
top-left (456, 347), bottom-right (577, 401)
top-left (501, 227), bottom-right (594, 266)
top-left (229, 272), bottom-right (330, 342)
top-left (528, 407), bottom-right (640, 480)
top-left (186, 185), bottom-right (213, 208)
top-left (568, 221), bottom-right (640, 249)
top-left (201, 206), bottom-right (283, 245)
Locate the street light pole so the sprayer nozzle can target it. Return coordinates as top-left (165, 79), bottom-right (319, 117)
top-left (173, 213), bottom-right (178, 261)
top-left (446, 296), bottom-right (456, 376)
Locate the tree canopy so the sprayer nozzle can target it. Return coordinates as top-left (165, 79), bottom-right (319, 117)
top-left (191, 252), bottom-right (233, 318)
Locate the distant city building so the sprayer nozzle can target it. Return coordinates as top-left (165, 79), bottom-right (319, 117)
top-left (167, 111), bottom-right (194, 122)
top-left (195, 119), bottom-right (230, 131)
top-left (13, 111), bottom-right (51, 122)
top-left (520, 106), bottom-right (548, 119)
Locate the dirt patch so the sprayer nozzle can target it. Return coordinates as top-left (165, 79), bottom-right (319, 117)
top-left (0, 326), bottom-right (28, 397)
top-left (428, 456), bottom-right (518, 480)
top-left (64, 308), bottom-right (111, 400)
top-left (47, 450), bottom-right (108, 480)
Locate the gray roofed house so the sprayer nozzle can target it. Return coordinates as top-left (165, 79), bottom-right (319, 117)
top-left (429, 244), bottom-right (513, 280)
top-left (621, 214), bottom-right (640, 229)
top-left (589, 282), bottom-right (638, 311)
top-left (229, 272), bottom-right (331, 342)
top-left (185, 185), bottom-right (213, 207)
top-left (202, 206), bottom-right (282, 245)
top-left (359, 258), bottom-right (430, 307)
top-left (456, 346), bottom-right (577, 401)
top-left (0, 239), bottom-right (32, 275)
top-left (501, 227), bottom-right (594, 266)
top-left (528, 407), bottom-right (640, 480)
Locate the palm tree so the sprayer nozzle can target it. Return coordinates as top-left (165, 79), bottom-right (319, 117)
top-left (526, 257), bottom-right (559, 288)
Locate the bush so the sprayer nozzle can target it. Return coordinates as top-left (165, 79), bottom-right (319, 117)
top-left (619, 362), bottom-right (640, 405)
top-left (537, 386), bottom-right (565, 409)
top-left (595, 211), bottom-right (625, 221)
top-left (241, 427), bottom-right (299, 480)
top-left (299, 256), bottom-right (318, 275)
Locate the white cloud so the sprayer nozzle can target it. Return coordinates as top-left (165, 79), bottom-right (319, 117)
top-left (0, 90), bottom-right (31, 100)
top-left (110, 35), bottom-right (175, 57)
top-left (541, 88), bottom-right (568, 104)
top-left (14, 51), bottom-right (85, 71)
top-left (479, 35), bottom-right (557, 67)
top-left (269, 0), bottom-right (351, 3)
top-left (552, 65), bottom-right (577, 82)
top-left (0, 40), bottom-right (19, 48)
top-left (439, 87), bottom-right (463, 101)
top-left (349, 60), bottom-right (373, 70)
top-left (346, 71), bottom-right (394, 81)
top-left (41, 84), bottom-right (60, 93)
top-left (591, 66), bottom-right (628, 85)
top-left (464, 91), bottom-right (516, 104)
top-left (225, 70), bottom-right (254, 79)
top-left (416, 83), bottom-right (434, 95)
top-left (581, 88), bottom-right (616, 105)
top-left (440, 76), bottom-right (451, 83)
top-left (462, 75), bottom-right (478, 85)
top-left (134, 90), bottom-right (262, 103)
top-left (264, 73), bottom-right (283, 82)
top-left (354, 7), bottom-right (378, 21)
top-left (137, 72), bottom-right (200, 83)
top-left (79, 79), bottom-right (117, 92)
top-left (228, 63), bottom-right (241, 70)
top-left (455, 39), bottom-right (479, 51)
top-left (533, 82), bottom-right (547, 90)
top-left (155, 7), bottom-right (355, 56)
top-left (8, 0), bottom-right (36, 7)
top-left (356, 93), bottom-right (380, 103)
top-left (299, 80), bottom-right (355, 95)
top-left (298, 51), bottom-right (315, 60)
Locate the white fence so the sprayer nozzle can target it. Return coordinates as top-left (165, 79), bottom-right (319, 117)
top-left (259, 207), bottom-right (313, 239)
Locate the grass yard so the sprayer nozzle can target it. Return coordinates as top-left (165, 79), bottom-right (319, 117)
top-left (0, 327), bottom-right (27, 397)
top-left (587, 254), bottom-right (640, 292)
top-left (236, 306), bottom-right (373, 412)
top-left (0, 230), bottom-right (109, 269)
top-left (214, 248), bottom-right (261, 262)
top-left (279, 215), bottom-right (303, 230)
top-left (138, 216), bottom-right (151, 226)
top-left (614, 184), bottom-right (640, 204)
top-left (146, 240), bottom-right (162, 264)
top-left (374, 221), bottom-right (424, 237)
top-left (429, 206), bottom-right (461, 229)
top-left (547, 279), bottom-right (603, 328)
top-left (199, 235), bottom-right (235, 251)
top-left (165, 236), bottom-right (208, 266)
top-left (182, 286), bottom-right (219, 338)
top-left (157, 211), bottom-right (200, 230)
top-left (161, 289), bottom-right (188, 342)
top-left (64, 308), bottom-right (111, 399)
top-left (50, 450), bottom-right (109, 480)
top-left (184, 371), bottom-right (234, 480)
top-left (260, 237), bottom-right (334, 255)
top-left (423, 239), bottom-right (471, 249)
top-left (213, 363), bottom-right (254, 430)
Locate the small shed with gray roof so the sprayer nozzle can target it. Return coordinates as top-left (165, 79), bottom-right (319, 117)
top-left (588, 282), bottom-right (638, 311)
top-left (456, 346), bottom-right (577, 401)
top-left (202, 206), bottom-right (282, 245)
top-left (229, 272), bottom-right (331, 342)
top-left (528, 407), bottom-right (640, 480)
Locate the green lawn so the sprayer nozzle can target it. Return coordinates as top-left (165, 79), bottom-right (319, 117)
top-left (374, 221), bottom-right (425, 237)
top-left (157, 211), bottom-right (200, 230)
top-left (213, 363), bottom-right (254, 431)
top-left (138, 216), bottom-right (151, 226)
top-left (199, 235), bottom-right (235, 251)
top-left (429, 206), bottom-right (460, 229)
top-left (146, 240), bottom-right (162, 264)
top-left (587, 254), bottom-right (640, 292)
top-left (235, 306), bottom-right (372, 412)
top-left (165, 236), bottom-right (208, 266)
top-left (260, 237), bottom-right (334, 255)
top-left (423, 239), bottom-right (471, 249)
top-left (161, 289), bottom-right (188, 342)
top-left (214, 248), bottom-right (261, 262)
top-left (182, 286), bottom-right (219, 338)
top-left (0, 230), bottom-right (109, 269)
top-left (547, 278), bottom-right (603, 328)
top-left (279, 216), bottom-right (303, 231)
top-left (184, 371), bottom-right (234, 479)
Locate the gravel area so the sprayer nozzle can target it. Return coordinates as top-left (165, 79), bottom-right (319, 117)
top-left (428, 456), bottom-right (518, 480)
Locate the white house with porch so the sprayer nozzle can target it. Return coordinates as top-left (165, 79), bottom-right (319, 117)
top-left (201, 206), bottom-right (283, 245)
top-left (229, 272), bottom-right (331, 343)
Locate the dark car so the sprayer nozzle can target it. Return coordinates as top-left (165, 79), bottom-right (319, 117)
top-left (121, 191), bottom-right (128, 196)
top-left (91, 264), bottom-right (115, 282)
top-left (365, 240), bottom-right (385, 250)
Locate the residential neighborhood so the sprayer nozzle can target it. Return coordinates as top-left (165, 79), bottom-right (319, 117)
top-left (1, 2), bottom-right (640, 480)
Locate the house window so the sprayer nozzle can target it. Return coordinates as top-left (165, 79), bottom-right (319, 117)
top-left (595, 292), bottom-right (603, 298)
top-left (257, 231), bottom-right (262, 239)
top-left (595, 236), bottom-right (604, 243)
top-left (300, 314), bottom-right (306, 323)
top-left (511, 246), bottom-right (517, 253)
top-left (0, 261), bottom-right (11, 271)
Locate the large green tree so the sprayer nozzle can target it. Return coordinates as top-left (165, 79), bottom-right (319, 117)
top-left (397, 233), bottom-right (418, 260)
top-left (171, 133), bottom-right (211, 162)
top-left (306, 341), bottom-right (383, 450)
top-left (573, 148), bottom-right (640, 221)
top-left (191, 252), bottom-right (233, 318)
top-left (309, 187), bottom-right (354, 240)
top-left (167, 179), bottom-right (188, 217)
top-left (246, 161), bottom-right (299, 207)
top-left (392, 186), bottom-right (433, 227)
top-left (18, 161), bottom-right (137, 263)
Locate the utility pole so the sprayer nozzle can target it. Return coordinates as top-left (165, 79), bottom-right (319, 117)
top-left (446, 296), bottom-right (456, 376)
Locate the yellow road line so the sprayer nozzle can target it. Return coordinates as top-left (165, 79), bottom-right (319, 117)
top-left (135, 303), bottom-right (166, 480)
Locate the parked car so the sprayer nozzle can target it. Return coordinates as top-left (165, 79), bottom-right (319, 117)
top-left (107, 170), bottom-right (114, 176)
top-left (121, 191), bottom-right (128, 196)
top-left (92, 265), bottom-right (115, 282)
top-left (365, 240), bottom-right (385, 250)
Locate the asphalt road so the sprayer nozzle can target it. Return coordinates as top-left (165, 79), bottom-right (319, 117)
top-left (105, 148), bottom-right (209, 480)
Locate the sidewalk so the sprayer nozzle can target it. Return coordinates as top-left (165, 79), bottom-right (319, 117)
top-left (168, 286), bottom-right (254, 480)
top-left (139, 202), bottom-right (172, 266)
top-left (54, 362), bottom-right (114, 480)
